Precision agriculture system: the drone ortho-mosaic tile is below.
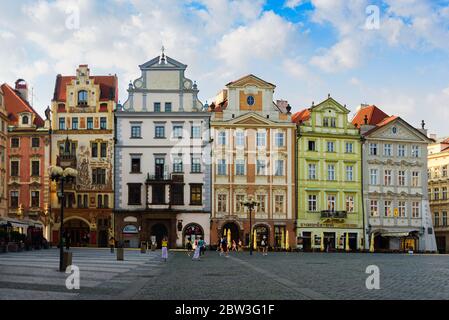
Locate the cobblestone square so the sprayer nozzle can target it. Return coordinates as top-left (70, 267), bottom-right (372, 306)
top-left (1, 248), bottom-right (449, 300)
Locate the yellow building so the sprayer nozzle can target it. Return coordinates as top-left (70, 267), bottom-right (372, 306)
top-left (50, 65), bottom-right (117, 247)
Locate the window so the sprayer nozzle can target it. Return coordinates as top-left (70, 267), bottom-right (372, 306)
top-left (370, 200), bottom-right (379, 217)
top-left (275, 160), bottom-right (284, 176)
top-left (308, 140), bottom-right (316, 151)
top-left (384, 201), bottom-right (392, 217)
top-left (411, 145), bottom-right (420, 158)
top-left (327, 141), bottom-right (335, 152)
top-left (131, 158), bottom-right (141, 173)
top-left (72, 117), bottom-right (78, 130)
top-left (22, 115), bottom-right (29, 125)
top-left (256, 132), bottom-right (266, 147)
top-left (100, 143), bottom-right (107, 158)
top-left (97, 195), bottom-right (103, 208)
top-left (100, 117), bottom-right (107, 130)
top-left (443, 212), bottom-right (448, 227)
top-left (31, 138), bottom-right (40, 148)
top-left (346, 195), bottom-right (355, 213)
top-left (171, 185), bottom-right (184, 205)
top-left (434, 188), bottom-right (440, 201)
top-left (191, 126), bottom-right (201, 139)
top-left (346, 165), bottom-right (354, 181)
top-left (308, 195), bottom-right (317, 212)
top-left (412, 202), bottom-right (420, 218)
top-left (11, 160), bottom-right (19, 177)
top-left (190, 184), bottom-right (202, 205)
top-left (323, 117), bottom-right (336, 127)
top-left (11, 137), bottom-right (19, 148)
top-left (327, 195), bottom-right (336, 212)
top-left (235, 159), bottom-right (245, 176)
top-left (131, 125), bottom-right (141, 138)
top-left (87, 117), bottom-right (93, 130)
top-left (173, 125), bottom-right (183, 138)
top-left (78, 90), bottom-right (88, 104)
top-left (236, 195), bottom-right (245, 212)
top-left (398, 145), bottom-right (406, 157)
top-left (217, 194), bottom-right (227, 212)
top-left (128, 184), bottom-right (141, 205)
top-left (155, 125), bottom-right (165, 138)
top-left (59, 118), bottom-right (66, 130)
top-left (247, 95), bottom-right (255, 106)
top-left (412, 172), bottom-right (419, 187)
top-left (369, 143), bottom-right (378, 156)
top-left (275, 133), bottom-right (284, 147)
top-left (398, 170), bottom-right (406, 186)
top-left (152, 185), bottom-right (165, 204)
top-left (384, 144), bottom-right (392, 157)
top-left (218, 131), bottom-right (226, 145)
top-left (217, 159), bottom-right (226, 175)
top-left (384, 170), bottom-right (392, 186)
top-left (10, 191), bottom-right (19, 208)
top-left (92, 168), bottom-right (106, 185)
top-left (173, 158), bottom-right (183, 173)
top-left (275, 195), bottom-right (284, 213)
top-left (191, 157), bottom-right (201, 173)
top-left (253, 195), bottom-right (265, 213)
top-left (398, 201), bottom-right (406, 217)
top-left (83, 195), bottom-right (88, 208)
top-left (370, 169), bottom-right (378, 185)
top-left (443, 187), bottom-right (447, 200)
top-left (345, 142), bottom-right (354, 153)
top-left (327, 164), bottom-right (336, 181)
top-left (308, 164), bottom-right (317, 180)
top-left (256, 160), bottom-right (266, 176)
top-left (236, 131), bottom-right (245, 146)
top-left (154, 102), bottom-right (161, 112)
top-left (165, 102), bottom-right (172, 112)
top-left (91, 143), bottom-right (98, 158)
top-left (434, 212), bottom-right (440, 227)
top-left (31, 191), bottom-right (39, 207)
top-left (31, 161), bottom-right (40, 176)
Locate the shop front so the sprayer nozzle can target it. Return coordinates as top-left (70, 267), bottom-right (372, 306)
top-left (298, 227), bottom-right (363, 251)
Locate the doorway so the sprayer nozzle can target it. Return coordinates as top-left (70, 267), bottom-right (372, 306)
top-left (63, 219), bottom-right (90, 247)
top-left (324, 232), bottom-right (336, 251)
top-left (151, 223), bottom-right (168, 249)
top-left (222, 222), bottom-right (240, 245)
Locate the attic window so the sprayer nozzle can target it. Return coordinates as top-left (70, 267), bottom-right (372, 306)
top-left (78, 90), bottom-right (88, 105)
top-left (22, 115), bottom-right (29, 125)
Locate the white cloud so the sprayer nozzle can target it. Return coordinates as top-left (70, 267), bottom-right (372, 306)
top-left (310, 37), bottom-right (363, 72)
top-left (284, 0), bottom-right (303, 9)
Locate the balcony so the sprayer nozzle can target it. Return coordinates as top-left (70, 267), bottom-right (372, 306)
top-left (321, 210), bottom-right (347, 219)
top-left (145, 173), bottom-right (184, 184)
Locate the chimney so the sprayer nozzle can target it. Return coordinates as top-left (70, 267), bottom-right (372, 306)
top-left (15, 79), bottom-right (29, 102)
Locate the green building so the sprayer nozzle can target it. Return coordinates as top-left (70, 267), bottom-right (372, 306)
top-left (293, 96), bottom-right (364, 251)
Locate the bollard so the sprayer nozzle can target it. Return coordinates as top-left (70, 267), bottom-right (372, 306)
top-left (140, 241), bottom-right (147, 254)
top-left (117, 247), bottom-right (124, 261)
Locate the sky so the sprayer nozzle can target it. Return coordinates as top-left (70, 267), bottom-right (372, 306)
top-left (1, 0), bottom-right (449, 136)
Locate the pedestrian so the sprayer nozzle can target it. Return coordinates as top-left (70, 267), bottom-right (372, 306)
top-left (261, 236), bottom-right (268, 256)
top-left (161, 236), bottom-right (168, 262)
top-left (192, 239), bottom-right (201, 261)
top-left (186, 238), bottom-right (193, 257)
top-left (199, 238), bottom-right (205, 256)
top-left (238, 239), bottom-right (243, 252)
top-left (109, 237), bottom-right (115, 253)
top-left (232, 240), bottom-right (237, 252)
top-left (222, 236), bottom-right (229, 257)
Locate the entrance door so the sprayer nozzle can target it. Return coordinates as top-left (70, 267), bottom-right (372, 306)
top-left (302, 232), bottom-right (312, 252)
top-left (348, 233), bottom-right (358, 251)
top-left (222, 222), bottom-right (240, 245)
top-left (436, 236), bottom-right (446, 254)
top-left (98, 230), bottom-right (108, 248)
top-left (151, 223), bottom-right (168, 249)
top-left (63, 219), bottom-right (90, 247)
top-left (324, 232), bottom-right (336, 251)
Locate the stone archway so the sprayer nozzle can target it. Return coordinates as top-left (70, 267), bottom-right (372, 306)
top-left (253, 224), bottom-right (270, 248)
top-left (63, 218), bottom-right (90, 247)
top-left (221, 222), bottom-right (240, 245)
top-left (150, 223), bottom-right (168, 249)
top-left (183, 223), bottom-right (204, 247)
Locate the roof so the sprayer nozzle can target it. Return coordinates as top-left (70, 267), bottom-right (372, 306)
top-left (53, 74), bottom-right (118, 103)
top-left (0, 83), bottom-right (45, 127)
top-left (292, 108), bottom-right (311, 123)
top-left (352, 105), bottom-right (389, 127)
top-left (208, 99), bottom-right (228, 112)
top-left (226, 74), bottom-right (276, 88)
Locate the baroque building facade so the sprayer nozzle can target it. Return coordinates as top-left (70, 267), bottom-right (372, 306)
top-left (293, 96), bottom-right (363, 251)
top-left (353, 105), bottom-right (436, 252)
top-left (115, 53), bottom-right (211, 249)
top-left (50, 65), bottom-right (117, 247)
top-left (1, 80), bottom-right (51, 239)
top-left (427, 138), bottom-right (449, 253)
top-left (209, 74), bottom-right (296, 250)
top-left (0, 86), bottom-right (7, 219)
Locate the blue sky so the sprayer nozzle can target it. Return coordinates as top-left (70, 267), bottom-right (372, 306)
top-left (1, 0), bottom-right (449, 136)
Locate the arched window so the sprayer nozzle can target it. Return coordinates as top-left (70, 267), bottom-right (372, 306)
top-left (78, 90), bottom-right (88, 105)
top-left (22, 115), bottom-right (29, 125)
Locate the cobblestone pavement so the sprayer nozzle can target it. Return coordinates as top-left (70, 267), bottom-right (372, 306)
top-left (1, 249), bottom-right (449, 300)
top-left (0, 248), bottom-right (164, 300)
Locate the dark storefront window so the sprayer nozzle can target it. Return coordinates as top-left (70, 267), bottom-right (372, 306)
top-left (128, 184), bottom-right (141, 205)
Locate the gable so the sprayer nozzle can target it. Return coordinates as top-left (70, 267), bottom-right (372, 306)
top-left (368, 118), bottom-right (431, 142)
top-left (227, 74), bottom-right (276, 89)
top-left (313, 97), bottom-right (350, 115)
top-left (229, 112), bottom-right (274, 126)
top-left (139, 55), bottom-right (187, 70)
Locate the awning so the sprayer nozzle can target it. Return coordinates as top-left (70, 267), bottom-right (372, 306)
top-left (381, 232), bottom-right (412, 237)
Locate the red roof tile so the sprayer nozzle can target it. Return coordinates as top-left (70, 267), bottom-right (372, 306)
top-left (1, 83), bottom-right (45, 127)
top-left (292, 109), bottom-right (311, 123)
top-left (208, 99), bottom-right (228, 112)
top-left (352, 105), bottom-right (389, 127)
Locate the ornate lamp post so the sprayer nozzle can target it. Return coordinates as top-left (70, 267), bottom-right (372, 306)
top-left (50, 166), bottom-right (78, 272)
top-left (242, 196), bottom-right (259, 256)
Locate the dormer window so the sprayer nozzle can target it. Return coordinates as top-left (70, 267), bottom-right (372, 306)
top-left (78, 90), bottom-right (88, 105)
top-left (22, 115), bottom-right (29, 125)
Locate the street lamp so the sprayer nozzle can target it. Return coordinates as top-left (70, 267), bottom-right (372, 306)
top-left (242, 196), bottom-right (259, 256)
top-left (50, 166), bottom-right (78, 272)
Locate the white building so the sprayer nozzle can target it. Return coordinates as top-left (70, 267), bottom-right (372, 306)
top-left (114, 52), bottom-right (211, 249)
top-left (353, 105), bottom-right (436, 252)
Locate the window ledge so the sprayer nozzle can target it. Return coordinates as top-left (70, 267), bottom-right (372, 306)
top-left (130, 137), bottom-right (143, 139)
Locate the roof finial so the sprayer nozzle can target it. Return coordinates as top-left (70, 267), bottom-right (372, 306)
top-left (312, 101), bottom-right (315, 107)
top-left (160, 45), bottom-right (166, 64)
top-left (421, 120), bottom-right (425, 130)
top-left (328, 93), bottom-right (331, 98)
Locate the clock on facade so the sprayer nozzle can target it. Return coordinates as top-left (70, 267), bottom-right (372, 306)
top-left (247, 95), bottom-right (255, 106)
top-left (134, 79), bottom-right (143, 89)
top-left (184, 80), bottom-right (192, 89)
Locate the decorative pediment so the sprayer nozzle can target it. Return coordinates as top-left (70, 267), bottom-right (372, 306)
top-left (312, 97), bottom-right (350, 115)
top-left (230, 112), bottom-right (274, 126)
top-left (368, 117), bottom-right (432, 143)
top-left (226, 74), bottom-right (276, 89)
top-left (139, 55), bottom-right (187, 70)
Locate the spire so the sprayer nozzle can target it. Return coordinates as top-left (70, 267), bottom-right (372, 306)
top-left (160, 45), bottom-right (166, 64)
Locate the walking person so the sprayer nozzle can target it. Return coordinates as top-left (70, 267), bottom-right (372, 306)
top-left (218, 237), bottom-right (224, 256)
top-left (199, 238), bottom-right (206, 256)
top-left (192, 239), bottom-right (202, 261)
top-left (109, 237), bottom-right (115, 253)
top-left (238, 239), bottom-right (243, 252)
top-left (232, 240), bottom-right (237, 252)
top-left (261, 236), bottom-right (268, 256)
top-left (222, 236), bottom-right (229, 258)
top-left (161, 236), bottom-right (168, 262)
top-left (186, 238), bottom-right (193, 257)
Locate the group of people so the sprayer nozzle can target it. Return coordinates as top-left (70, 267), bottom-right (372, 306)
top-left (217, 236), bottom-right (269, 256)
top-left (186, 237), bottom-right (206, 261)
